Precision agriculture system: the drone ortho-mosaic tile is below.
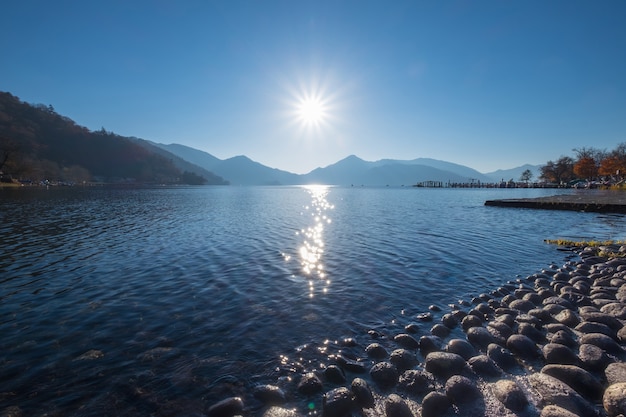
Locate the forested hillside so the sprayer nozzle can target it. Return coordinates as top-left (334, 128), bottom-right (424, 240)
top-left (0, 92), bottom-right (227, 185)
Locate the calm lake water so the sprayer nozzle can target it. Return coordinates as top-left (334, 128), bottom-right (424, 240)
top-left (1, 185), bottom-right (625, 416)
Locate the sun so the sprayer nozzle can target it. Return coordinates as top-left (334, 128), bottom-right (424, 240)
top-left (296, 96), bottom-right (328, 127)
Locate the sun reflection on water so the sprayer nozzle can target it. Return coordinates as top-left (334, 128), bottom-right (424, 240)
top-left (297, 185), bottom-right (333, 298)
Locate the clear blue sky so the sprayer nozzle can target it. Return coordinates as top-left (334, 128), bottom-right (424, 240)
top-left (1, 1), bottom-right (625, 174)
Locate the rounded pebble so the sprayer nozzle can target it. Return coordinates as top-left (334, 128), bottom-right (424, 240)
top-left (384, 393), bottom-right (414, 417)
top-left (351, 377), bottom-right (375, 408)
top-left (425, 352), bottom-right (467, 378)
top-left (492, 379), bottom-right (528, 411)
top-left (603, 382), bottom-right (626, 417)
top-left (444, 375), bottom-right (481, 404)
top-left (421, 391), bottom-right (451, 417)
top-left (322, 387), bottom-right (353, 417)
top-left (369, 361), bottom-right (398, 388)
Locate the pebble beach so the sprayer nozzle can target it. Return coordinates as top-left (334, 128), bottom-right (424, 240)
top-left (205, 244), bottom-right (626, 417)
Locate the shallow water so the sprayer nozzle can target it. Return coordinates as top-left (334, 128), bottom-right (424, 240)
top-left (1, 185), bottom-right (624, 415)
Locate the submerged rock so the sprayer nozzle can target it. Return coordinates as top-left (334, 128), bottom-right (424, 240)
top-left (322, 387), bottom-right (353, 417)
top-left (206, 397), bottom-right (244, 417)
top-left (351, 377), bottom-right (375, 408)
top-left (297, 372), bottom-right (323, 395)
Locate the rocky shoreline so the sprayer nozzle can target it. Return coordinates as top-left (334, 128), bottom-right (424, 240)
top-left (206, 245), bottom-right (626, 417)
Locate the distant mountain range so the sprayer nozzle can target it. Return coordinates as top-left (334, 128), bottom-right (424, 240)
top-left (0, 90), bottom-right (541, 186)
top-left (147, 140), bottom-right (541, 186)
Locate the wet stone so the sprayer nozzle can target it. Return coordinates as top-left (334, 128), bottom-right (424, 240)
top-left (421, 391), bottom-right (451, 417)
top-left (419, 335), bottom-right (443, 357)
top-left (405, 323), bottom-right (420, 334)
top-left (324, 365), bottom-right (346, 384)
top-left (445, 375), bottom-right (481, 404)
top-left (580, 333), bottom-right (624, 354)
top-left (575, 321), bottom-right (616, 339)
top-left (508, 299), bottom-right (535, 313)
top-left (492, 379), bottom-right (528, 411)
top-left (335, 356), bottom-right (367, 373)
top-left (603, 382), bottom-right (626, 417)
top-left (398, 369), bottom-right (434, 395)
top-left (369, 361), bottom-right (398, 389)
top-left (580, 311), bottom-right (624, 331)
top-left (425, 352), bottom-right (467, 379)
top-left (430, 324), bottom-right (449, 338)
top-left (542, 343), bottom-right (580, 366)
top-left (468, 354), bottom-right (502, 377)
top-left (494, 313), bottom-right (516, 327)
top-left (601, 303), bottom-right (626, 319)
top-left (543, 303), bottom-right (566, 316)
top-left (528, 307), bottom-right (553, 323)
top-left (207, 397), bottom-right (244, 417)
top-left (487, 343), bottom-right (518, 371)
top-left (384, 394), bottom-right (413, 417)
top-left (523, 292), bottom-right (543, 306)
top-left (605, 363), bottom-right (626, 385)
top-left (351, 377), bottom-right (375, 408)
top-left (390, 348), bottom-right (418, 372)
top-left (297, 372), bottom-right (323, 395)
top-left (539, 404), bottom-right (583, 417)
top-left (262, 406), bottom-right (300, 417)
top-left (417, 312), bottom-right (434, 321)
top-left (441, 313), bottom-right (458, 329)
top-left (527, 373), bottom-right (598, 417)
top-left (554, 309), bottom-right (580, 327)
top-left (322, 387), bottom-right (353, 417)
top-left (516, 313), bottom-right (543, 326)
top-left (461, 314), bottom-right (484, 331)
top-left (253, 385), bottom-right (286, 405)
top-left (506, 334), bottom-right (540, 359)
top-left (578, 343), bottom-right (613, 372)
top-left (549, 329), bottom-right (578, 348)
top-left (541, 364), bottom-right (604, 401)
top-left (445, 338), bottom-right (477, 361)
top-left (543, 296), bottom-right (576, 310)
top-left (619, 325), bottom-right (626, 343)
top-left (466, 326), bottom-right (498, 350)
top-left (518, 322), bottom-right (546, 343)
top-left (365, 343), bottom-right (388, 359)
top-left (394, 333), bottom-right (420, 350)
top-left (487, 321), bottom-right (514, 340)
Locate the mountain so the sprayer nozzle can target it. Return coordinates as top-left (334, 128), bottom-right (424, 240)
top-left (484, 164), bottom-right (542, 183)
top-left (304, 155), bottom-right (492, 186)
top-left (212, 155), bottom-right (303, 186)
top-left (151, 143), bottom-right (302, 185)
top-left (0, 91), bottom-right (227, 185)
top-left (130, 139), bottom-right (228, 185)
top-left (157, 143), bottom-right (509, 186)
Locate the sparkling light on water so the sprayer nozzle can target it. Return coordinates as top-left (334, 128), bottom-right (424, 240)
top-left (299, 185), bottom-right (333, 298)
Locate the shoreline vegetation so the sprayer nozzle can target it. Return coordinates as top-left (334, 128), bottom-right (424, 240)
top-left (204, 243), bottom-right (626, 417)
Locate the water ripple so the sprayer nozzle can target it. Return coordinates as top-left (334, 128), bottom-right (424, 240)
top-left (1, 186), bottom-right (625, 415)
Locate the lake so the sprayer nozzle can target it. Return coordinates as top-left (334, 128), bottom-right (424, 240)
top-left (1, 185), bottom-right (625, 416)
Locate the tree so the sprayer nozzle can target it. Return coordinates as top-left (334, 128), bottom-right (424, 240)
top-left (519, 169), bottom-right (533, 183)
top-left (599, 142), bottom-right (626, 178)
top-left (540, 156), bottom-right (574, 184)
top-left (0, 136), bottom-right (21, 173)
top-left (573, 157), bottom-right (597, 180)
